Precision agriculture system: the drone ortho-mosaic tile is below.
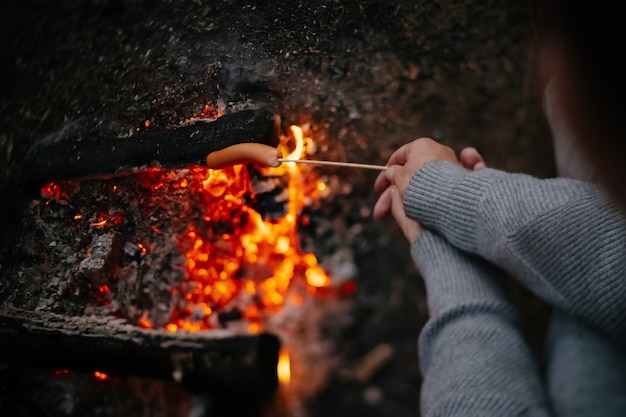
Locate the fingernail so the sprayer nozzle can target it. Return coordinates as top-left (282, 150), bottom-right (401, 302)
top-left (385, 166), bottom-right (395, 180)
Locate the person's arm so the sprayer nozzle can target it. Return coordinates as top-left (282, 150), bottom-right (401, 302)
top-left (413, 231), bottom-right (551, 417)
top-left (405, 160), bottom-right (626, 343)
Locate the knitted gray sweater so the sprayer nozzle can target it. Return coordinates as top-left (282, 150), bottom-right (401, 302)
top-left (405, 161), bottom-right (626, 416)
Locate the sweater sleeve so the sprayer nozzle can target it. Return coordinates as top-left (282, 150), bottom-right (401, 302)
top-left (413, 231), bottom-right (551, 417)
top-left (404, 160), bottom-right (626, 343)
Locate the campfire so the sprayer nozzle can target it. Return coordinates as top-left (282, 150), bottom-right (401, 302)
top-left (0, 115), bottom-right (357, 415)
top-left (96, 123), bottom-right (333, 334)
top-left (0, 1), bottom-right (551, 416)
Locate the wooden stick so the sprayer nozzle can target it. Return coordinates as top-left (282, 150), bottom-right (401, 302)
top-left (278, 158), bottom-right (388, 171)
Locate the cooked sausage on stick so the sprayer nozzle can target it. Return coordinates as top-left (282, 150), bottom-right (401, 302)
top-left (205, 143), bottom-right (387, 170)
top-left (206, 143), bottom-right (283, 169)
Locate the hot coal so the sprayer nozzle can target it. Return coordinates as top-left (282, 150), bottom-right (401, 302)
top-left (0, 147), bottom-right (356, 413)
top-left (1, 1), bottom-right (555, 416)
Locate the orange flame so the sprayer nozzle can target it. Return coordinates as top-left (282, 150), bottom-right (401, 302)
top-left (49, 123), bottom-right (332, 333)
top-left (277, 348), bottom-right (291, 385)
top-left (168, 125), bottom-right (330, 332)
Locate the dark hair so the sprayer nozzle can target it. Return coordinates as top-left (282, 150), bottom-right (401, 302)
top-left (531, 0), bottom-right (626, 207)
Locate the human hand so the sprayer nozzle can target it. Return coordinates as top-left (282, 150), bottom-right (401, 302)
top-left (372, 139), bottom-right (486, 243)
top-left (372, 138), bottom-right (456, 242)
top-left (374, 138), bottom-right (459, 204)
top-left (459, 147), bottom-right (487, 171)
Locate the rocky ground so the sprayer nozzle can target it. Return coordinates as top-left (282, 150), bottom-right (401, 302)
top-left (1, 1), bottom-right (555, 416)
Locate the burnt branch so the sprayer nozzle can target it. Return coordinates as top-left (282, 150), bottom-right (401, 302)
top-left (0, 306), bottom-right (280, 401)
top-left (20, 109), bottom-right (279, 184)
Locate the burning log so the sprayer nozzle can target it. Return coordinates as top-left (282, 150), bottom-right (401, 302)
top-left (20, 109), bottom-right (279, 184)
top-left (0, 120), bottom-right (344, 414)
top-left (0, 306), bottom-right (281, 400)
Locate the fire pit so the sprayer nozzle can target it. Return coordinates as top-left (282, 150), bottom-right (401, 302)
top-left (1, 1), bottom-right (554, 416)
top-left (1, 113), bottom-right (358, 415)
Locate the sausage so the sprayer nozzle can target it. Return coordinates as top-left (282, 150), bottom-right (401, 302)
top-left (205, 143), bottom-right (283, 169)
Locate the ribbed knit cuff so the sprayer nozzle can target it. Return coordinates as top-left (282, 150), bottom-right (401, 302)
top-left (404, 161), bottom-right (498, 253)
top-left (411, 231), bottom-right (510, 316)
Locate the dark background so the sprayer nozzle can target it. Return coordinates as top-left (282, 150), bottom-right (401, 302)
top-left (0, 1), bottom-right (555, 416)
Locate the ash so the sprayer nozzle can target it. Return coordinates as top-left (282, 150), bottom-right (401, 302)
top-left (0, 162), bottom-right (359, 417)
top-left (1, 0), bottom-right (554, 416)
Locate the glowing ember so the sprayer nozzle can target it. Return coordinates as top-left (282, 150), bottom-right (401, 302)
top-left (39, 123), bottom-right (332, 335)
top-left (168, 125), bottom-right (330, 332)
top-left (183, 102), bottom-right (224, 125)
top-left (277, 348), bottom-right (291, 385)
top-left (40, 181), bottom-right (69, 203)
top-left (305, 266), bottom-right (330, 288)
top-left (87, 210), bottom-right (124, 228)
top-left (137, 242), bottom-right (147, 257)
top-left (93, 371), bottom-right (109, 380)
top-left (138, 315), bottom-right (152, 329)
top-left (342, 281), bottom-right (358, 295)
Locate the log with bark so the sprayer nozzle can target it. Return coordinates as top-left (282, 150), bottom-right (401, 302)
top-left (0, 306), bottom-right (281, 401)
top-left (20, 109), bottom-right (279, 184)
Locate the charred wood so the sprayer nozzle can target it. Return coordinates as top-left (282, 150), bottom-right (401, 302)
top-left (20, 109), bottom-right (279, 184)
top-left (0, 307), bottom-right (280, 401)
